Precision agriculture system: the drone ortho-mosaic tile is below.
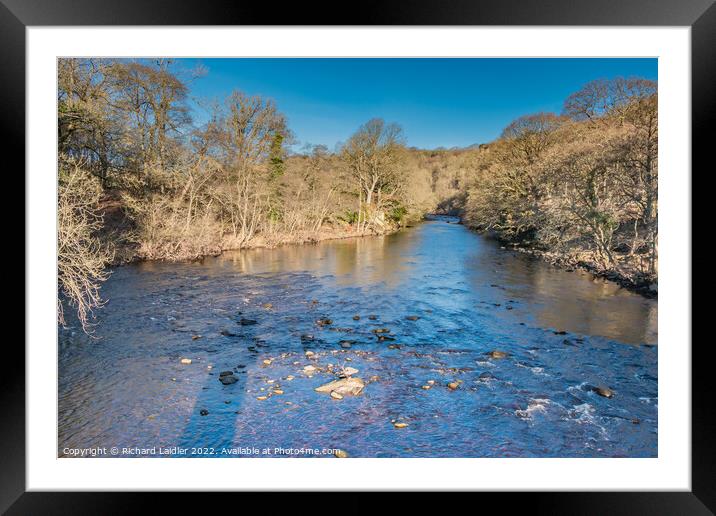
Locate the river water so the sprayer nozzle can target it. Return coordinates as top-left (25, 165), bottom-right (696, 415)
top-left (58, 216), bottom-right (658, 458)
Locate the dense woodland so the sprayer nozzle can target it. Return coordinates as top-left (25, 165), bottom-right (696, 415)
top-left (58, 59), bottom-right (657, 331)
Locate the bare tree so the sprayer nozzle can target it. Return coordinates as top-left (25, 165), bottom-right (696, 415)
top-left (341, 118), bottom-right (406, 232)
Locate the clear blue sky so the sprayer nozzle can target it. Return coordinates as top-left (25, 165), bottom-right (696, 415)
top-left (181, 58), bottom-right (657, 151)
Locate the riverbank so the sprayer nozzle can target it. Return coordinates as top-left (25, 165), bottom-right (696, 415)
top-left (102, 198), bottom-right (411, 266)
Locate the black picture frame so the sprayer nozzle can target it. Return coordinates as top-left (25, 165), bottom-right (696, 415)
top-left (5, 0), bottom-right (709, 512)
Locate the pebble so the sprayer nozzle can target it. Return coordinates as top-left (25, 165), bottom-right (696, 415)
top-left (393, 422), bottom-right (408, 429)
top-left (593, 386), bottom-right (614, 398)
top-left (220, 375), bottom-right (238, 385)
top-left (191, 335), bottom-right (202, 340)
top-left (421, 385), bottom-right (431, 390)
top-left (199, 409), bottom-right (209, 416)
top-left (273, 389), bottom-right (284, 395)
top-left (353, 315), bottom-right (361, 320)
top-left (447, 381), bottom-right (460, 390)
top-left (180, 358), bottom-right (192, 365)
top-left (330, 391), bottom-right (344, 400)
top-left (405, 315), bottom-right (420, 321)
top-left (342, 366), bottom-right (359, 376)
top-left (303, 365), bottom-right (318, 374)
top-left (305, 350), bottom-right (315, 357)
top-left (262, 359), bottom-right (272, 365)
top-left (256, 396), bottom-right (268, 401)
top-left (487, 350), bottom-right (508, 359)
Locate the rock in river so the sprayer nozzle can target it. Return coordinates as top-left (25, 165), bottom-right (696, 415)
top-left (180, 358), bottom-right (192, 365)
top-left (239, 318), bottom-right (258, 326)
top-left (487, 350), bottom-right (508, 359)
top-left (593, 386), bottom-right (615, 398)
top-left (200, 409), bottom-right (209, 416)
top-left (341, 366), bottom-right (359, 377)
top-left (405, 315), bottom-right (420, 321)
top-left (315, 377), bottom-right (365, 397)
top-left (316, 318), bottom-right (333, 326)
top-left (220, 374), bottom-right (238, 385)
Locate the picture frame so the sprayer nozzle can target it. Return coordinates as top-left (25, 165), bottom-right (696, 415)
top-left (5, 0), bottom-right (709, 511)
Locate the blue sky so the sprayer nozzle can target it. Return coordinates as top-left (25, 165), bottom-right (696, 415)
top-left (180, 58), bottom-right (657, 151)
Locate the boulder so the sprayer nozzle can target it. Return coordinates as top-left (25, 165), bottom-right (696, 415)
top-left (315, 377), bottom-right (365, 397)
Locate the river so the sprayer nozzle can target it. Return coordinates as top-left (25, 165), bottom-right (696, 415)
top-left (58, 216), bottom-right (658, 458)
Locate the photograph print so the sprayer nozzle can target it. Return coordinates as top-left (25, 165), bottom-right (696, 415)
top-left (57, 57), bottom-right (658, 459)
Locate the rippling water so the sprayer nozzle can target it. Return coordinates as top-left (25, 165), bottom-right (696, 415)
top-left (58, 216), bottom-right (657, 457)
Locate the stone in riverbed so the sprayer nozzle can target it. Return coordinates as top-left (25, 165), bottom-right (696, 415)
top-left (405, 315), bottom-right (420, 321)
top-left (219, 370), bottom-right (234, 377)
top-left (330, 391), bottom-right (344, 400)
top-left (353, 315), bottom-right (361, 321)
top-left (593, 386), bottom-right (614, 398)
top-left (368, 315), bottom-right (378, 320)
top-left (200, 409), bottom-right (209, 416)
top-left (220, 329), bottom-right (237, 337)
top-left (341, 366), bottom-right (359, 377)
top-left (487, 350), bottom-right (508, 359)
top-left (220, 375), bottom-right (238, 385)
top-left (239, 318), bottom-right (258, 326)
top-left (393, 422), bottom-right (408, 429)
top-left (315, 377), bottom-right (365, 397)
top-left (372, 328), bottom-right (390, 334)
top-left (447, 381), bottom-right (460, 390)
top-left (303, 365), bottom-right (318, 375)
top-left (316, 318), bottom-right (333, 326)
top-left (180, 358), bottom-right (192, 365)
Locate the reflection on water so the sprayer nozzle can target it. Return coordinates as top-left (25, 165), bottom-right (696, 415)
top-left (58, 217), bottom-right (657, 458)
top-left (207, 217), bottom-right (656, 345)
